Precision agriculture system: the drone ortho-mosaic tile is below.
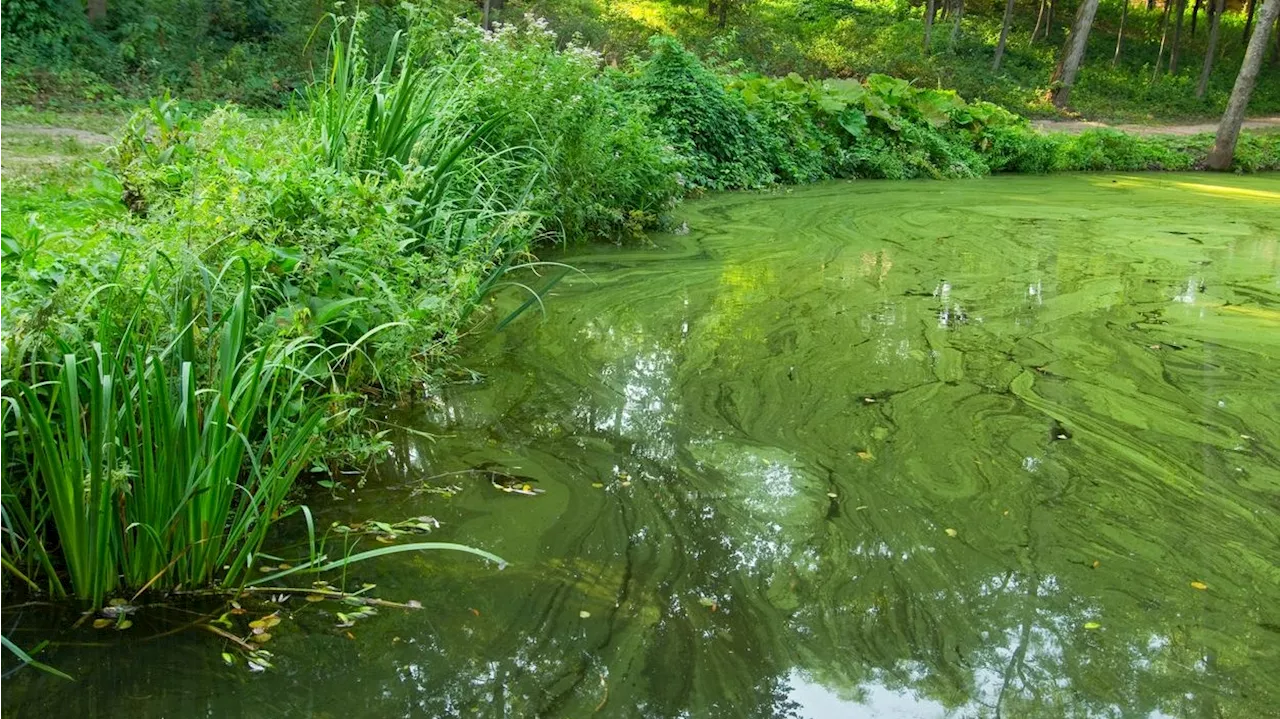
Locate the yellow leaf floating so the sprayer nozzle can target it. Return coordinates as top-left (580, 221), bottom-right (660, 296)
top-left (579, 610), bottom-right (591, 619)
top-left (1083, 622), bottom-right (1101, 630)
top-left (856, 451), bottom-right (873, 461)
top-left (591, 482), bottom-right (605, 488)
top-left (116, 619), bottom-right (133, 630)
top-left (945, 528), bottom-right (958, 538)
top-left (93, 618), bottom-right (112, 629)
top-left (1190, 581), bottom-right (1208, 590)
top-left (305, 594), bottom-right (326, 602)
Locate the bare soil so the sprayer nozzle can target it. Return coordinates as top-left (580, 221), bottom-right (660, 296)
top-left (1032, 116), bottom-right (1280, 136)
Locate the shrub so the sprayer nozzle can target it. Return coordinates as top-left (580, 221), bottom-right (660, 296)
top-left (632, 36), bottom-right (776, 189)
top-left (442, 17), bottom-right (682, 241)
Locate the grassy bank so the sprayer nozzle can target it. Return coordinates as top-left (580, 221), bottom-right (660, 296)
top-left (3, 11), bottom-right (1279, 611)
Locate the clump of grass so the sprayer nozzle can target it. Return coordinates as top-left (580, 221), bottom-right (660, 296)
top-left (4, 262), bottom-right (324, 606)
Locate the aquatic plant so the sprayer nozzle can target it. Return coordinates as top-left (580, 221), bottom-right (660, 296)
top-left (3, 263), bottom-right (324, 606)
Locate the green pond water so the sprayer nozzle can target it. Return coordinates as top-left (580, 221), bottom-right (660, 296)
top-left (5, 172), bottom-right (1280, 718)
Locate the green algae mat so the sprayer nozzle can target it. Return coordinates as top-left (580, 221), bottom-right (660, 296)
top-left (6, 173), bottom-right (1280, 717)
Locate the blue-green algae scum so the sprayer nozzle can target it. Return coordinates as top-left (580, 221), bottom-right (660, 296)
top-left (5, 173), bottom-right (1279, 718)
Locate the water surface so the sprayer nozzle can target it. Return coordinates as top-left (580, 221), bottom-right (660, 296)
top-left (6, 173), bottom-right (1280, 718)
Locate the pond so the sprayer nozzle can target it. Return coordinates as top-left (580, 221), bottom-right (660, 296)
top-left (5, 173), bottom-right (1280, 718)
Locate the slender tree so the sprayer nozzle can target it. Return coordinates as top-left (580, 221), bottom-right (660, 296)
top-left (1207, 0), bottom-right (1280, 169)
top-left (994, 0), bottom-right (1018, 69)
top-left (1032, 0), bottom-right (1048, 40)
top-left (950, 0), bottom-right (966, 45)
top-left (1243, 0), bottom-right (1258, 42)
top-left (1170, 0), bottom-right (1188, 73)
top-left (1190, 0), bottom-right (1202, 35)
top-left (925, 0), bottom-right (937, 52)
top-left (1114, 0), bottom-right (1130, 66)
top-left (87, 0), bottom-right (106, 21)
top-left (1049, 0), bottom-right (1101, 107)
top-left (1196, 0), bottom-right (1226, 98)
top-left (1153, 0), bottom-right (1174, 78)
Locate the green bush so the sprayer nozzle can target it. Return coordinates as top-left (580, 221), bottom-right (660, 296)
top-left (632, 36), bottom-right (776, 189)
top-left (443, 17), bottom-right (682, 241)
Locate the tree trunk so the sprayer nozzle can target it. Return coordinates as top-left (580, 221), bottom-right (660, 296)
top-left (1114, 0), bottom-right (1130, 66)
top-left (1032, 0), bottom-right (1048, 41)
top-left (1147, 0), bottom-right (1155, 10)
top-left (1196, 0), bottom-right (1226, 97)
top-left (1190, 0), bottom-right (1201, 36)
top-left (1153, 0), bottom-right (1174, 78)
top-left (1243, 0), bottom-right (1258, 42)
top-left (87, 0), bottom-right (106, 21)
top-left (1274, 14), bottom-right (1279, 62)
top-left (1050, 0), bottom-right (1101, 107)
top-left (1046, 0), bottom-right (1055, 36)
top-left (994, 0), bottom-right (1017, 69)
top-left (1170, 0), bottom-right (1188, 73)
top-left (718, 0), bottom-right (728, 27)
top-left (925, 0), bottom-right (936, 52)
top-left (1207, 0), bottom-right (1280, 169)
top-left (950, 0), bottom-right (966, 45)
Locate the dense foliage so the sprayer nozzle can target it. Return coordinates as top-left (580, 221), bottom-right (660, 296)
top-left (515, 0), bottom-right (1280, 120)
top-left (2, 7), bottom-right (1278, 608)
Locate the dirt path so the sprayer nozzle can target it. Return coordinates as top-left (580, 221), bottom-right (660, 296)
top-left (2, 124), bottom-right (116, 145)
top-left (1032, 116), bottom-right (1280, 136)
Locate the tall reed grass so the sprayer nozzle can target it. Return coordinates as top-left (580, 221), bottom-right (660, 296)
top-left (3, 263), bottom-right (326, 606)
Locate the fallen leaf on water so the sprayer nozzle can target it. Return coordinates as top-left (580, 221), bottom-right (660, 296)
top-left (469, 608), bottom-right (481, 617)
top-left (579, 610), bottom-right (591, 619)
top-left (305, 594), bottom-right (326, 602)
top-left (591, 482), bottom-right (605, 488)
top-left (1091, 560), bottom-right (1100, 569)
top-left (221, 652), bottom-right (236, 665)
top-left (93, 618), bottom-right (112, 629)
top-left (257, 565), bottom-right (276, 573)
top-left (1083, 622), bottom-right (1101, 630)
top-left (345, 631), bottom-right (356, 640)
top-left (856, 451), bottom-right (873, 461)
top-left (945, 528), bottom-right (958, 538)
top-left (1191, 581), bottom-right (1208, 590)
top-left (405, 600), bottom-right (422, 609)
top-left (116, 619), bottom-right (133, 630)
top-left (250, 632), bottom-right (272, 644)
top-left (826, 492), bottom-right (838, 498)
top-left (855, 505), bottom-right (868, 510)
top-left (249, 619), bottom-right (266, 629)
